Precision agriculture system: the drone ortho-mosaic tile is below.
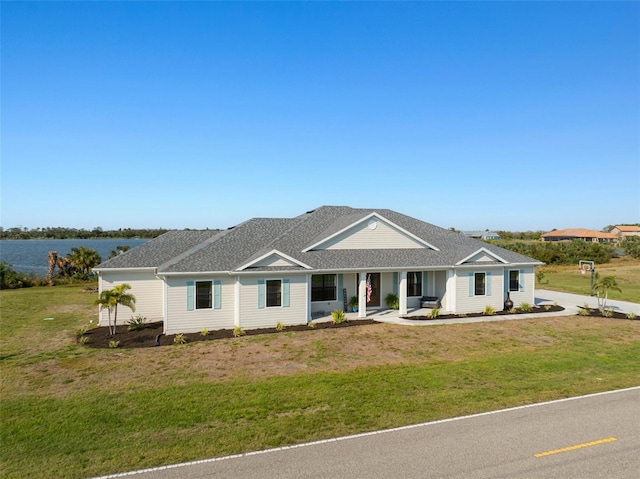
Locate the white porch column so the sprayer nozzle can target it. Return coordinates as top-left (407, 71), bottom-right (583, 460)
top-left (358, 272), bottom-right (367, 318)
top-left (398, 271), bottom-right (408, 315)
top-left (445, 270), bottom-right (456, 312)
top-left (234, 276), bottom-right (241, 326)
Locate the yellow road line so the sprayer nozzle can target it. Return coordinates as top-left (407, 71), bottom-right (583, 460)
top-left (534, 437), bottom-right (617, 458)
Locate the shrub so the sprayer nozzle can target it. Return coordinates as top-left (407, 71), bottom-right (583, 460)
top-left (276, 321), bottom-right (285, 332)
top-left (384, 293), bottom-right (399, 310)
top-left (78, 336), bottom-right (90, 345)
top-left (577, 303), bottom-right (591, 316)
top-left (75, 326), bottom-right (88, 340)
top-left (331, 310), bottom-right (346, 324)
top-left (483, 305), bottom-right (495, 316)
top-left (544, 304), bottom-right (551, 311)
top-left (108, 340), bottom-right (120, 349)
top-left (509, 307), bottom-right (517, 314)
top-left (536, 270), bottom-right (546, 284)
top-left (626, 312), bottom-right (637, 320)
top-left (127, 314), bottom-right (147, 331)
top-left (307, 321), bottom-right (316, 329)
top-left (0, 262), bottom-right (33, 289)
top-left (428, 308), bottom-right (440, 319)
top-left (233, 326), bottom-right (245, 337)
top-left (200, 327), bottom-right (208, 337)
top-left (173, 333), bottom-right (187, 344)
top-left (519, 302), bottom-right (532, 312)
top-left (602, 307), bottom-right (614, 318)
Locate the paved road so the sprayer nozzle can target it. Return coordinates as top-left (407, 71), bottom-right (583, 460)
top-left (97, 387), bottom-right (640, 479)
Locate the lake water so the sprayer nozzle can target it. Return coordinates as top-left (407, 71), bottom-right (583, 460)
top-left (0, 239), bottom-right (149, 276)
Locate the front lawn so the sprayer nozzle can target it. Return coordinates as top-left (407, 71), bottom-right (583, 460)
top-left (1, 285), bottom-right (639, 478)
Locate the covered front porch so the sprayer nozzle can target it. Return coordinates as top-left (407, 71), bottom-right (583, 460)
top-left (309, 270), bottom-right (449, 321)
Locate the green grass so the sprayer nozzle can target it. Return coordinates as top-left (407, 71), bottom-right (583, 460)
top-left (538, 258), bottom-right (640, 303)
top-left (1, 279), bottom-right (639, 478)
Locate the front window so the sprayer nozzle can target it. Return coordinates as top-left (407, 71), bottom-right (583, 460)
top-left (196, 281), bottom-right (212, 309)
top-left (266, 279), bottom-right (282, 307)
top-left (407, 272), bottom-right (422, 297)
top-left (311, 274), bottom-right (336, 302)
top-left (474, 273), bottom-right (486, 296)
top-left (509, 270), bottom-right (520, 292)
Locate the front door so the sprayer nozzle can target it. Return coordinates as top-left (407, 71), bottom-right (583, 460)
top-left (367, 273), bottom-right (380, 307)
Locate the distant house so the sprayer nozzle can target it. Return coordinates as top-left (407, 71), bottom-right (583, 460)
top-left (541, 228), bottom-right (617, 243)
top-left (462, 230), bottom-right (500, 241)
top-left (94, 206), bottom-right (541, 334)
top-left (610, 225), bottom-right (640, 238)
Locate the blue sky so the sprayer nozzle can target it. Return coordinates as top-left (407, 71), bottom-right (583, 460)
top-left (2, 2), bottom-right (639, 232)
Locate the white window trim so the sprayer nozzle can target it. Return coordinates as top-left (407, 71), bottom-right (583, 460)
top-left (508, 269), bottom-right (520, 293)
top-left (474, 272), bottom-right (486, 297)
top-left (266, 278), bottom-right (283, 308)
top-left (407, 271), bottom-right (422, 297)
top-left (311, 273), bottom-right (337, 302)
top-left (195, 280), bottom-right (213, 310)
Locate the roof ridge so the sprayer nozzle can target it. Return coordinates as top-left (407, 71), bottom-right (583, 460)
top-left (157, 229), bottom-right (230, 270)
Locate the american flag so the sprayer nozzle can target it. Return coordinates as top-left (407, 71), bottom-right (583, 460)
top-left (366, 274), bottom-right (372, 302)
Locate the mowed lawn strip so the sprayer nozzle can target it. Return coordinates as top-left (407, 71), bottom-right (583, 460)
top-left (1, 285), bottom-right (639, 479)
top-left (540, 257), bottom-right (640, 303)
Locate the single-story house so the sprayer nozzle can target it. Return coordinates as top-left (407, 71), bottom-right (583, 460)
top-left (94, 206), bottom-right (543, 334)
top-left (610, 225), bottom-right (640, 238)
top-left (461, 230), bottom-right (500, 240)
top-left (541, 228), bottom-right (618, 243)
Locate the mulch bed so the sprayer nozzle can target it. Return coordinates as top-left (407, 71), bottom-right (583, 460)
top-left (82, 319), bottom-right (379, 349)
top-left (402, 304), bottom-right (566, 321)
top-left (82, 305), bottom-right (637, 349)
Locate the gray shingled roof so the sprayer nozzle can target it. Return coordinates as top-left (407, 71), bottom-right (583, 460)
top-left (94, 230), bottom-right (222, 269)
top-left (95, 206), bottom-right (540, 273)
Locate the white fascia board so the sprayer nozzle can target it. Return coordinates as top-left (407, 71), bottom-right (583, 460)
top-left (93, 267), bottom-right (157, 273)
top-left (237, 249), bottom-right (312, 271)
top-left (506, 261), bottom-right (545, 267)
top-left (157, 271), bottom-right (229, 277)
top-left (455, 247), bottom-right (508, 266)
top-left (302, 212), bottom-right (440, 252)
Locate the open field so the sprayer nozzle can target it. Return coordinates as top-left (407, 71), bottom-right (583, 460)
top-left (1, 278), bottom-right (640, 478)
top-left (538, 257), bottom-right (640, 303)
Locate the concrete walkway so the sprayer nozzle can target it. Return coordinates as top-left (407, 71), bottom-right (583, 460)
top-left (356, 289), bottom-right (639, 327)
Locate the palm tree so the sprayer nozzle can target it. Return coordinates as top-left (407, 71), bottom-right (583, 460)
top-left (95, 284), bottom-right (136, 335)
top-left (592, 273), bottom-right (622, 313)
top-left (108, 245), bottom-right (131, 259)
top-left (67, 247), bottom-right (102, 277)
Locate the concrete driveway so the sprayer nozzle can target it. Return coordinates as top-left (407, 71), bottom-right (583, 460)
top-left (371, 289), bottom-right (639, 326)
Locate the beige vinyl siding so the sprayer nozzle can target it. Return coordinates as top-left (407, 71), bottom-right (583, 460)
top-left (434, 271), bottom-right (447, 305)
top-left (98, 271), bottom-right (162, 327)
top-left (505, 267), bottom-right (536, 307)
top-left (454, 268), bottom-right (504, 314)
top-left (239, 275), bottom-right (307, 329)
top-left (466, 252), bottom-right (499, 262)
top-left (165, 276), bottom-right (235, 334)
top-left (252, 255), bottom-right (298, 267)
top-left (321, 220), bottom-right (424, 250)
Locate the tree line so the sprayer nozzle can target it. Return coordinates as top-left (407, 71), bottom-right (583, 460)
top-left (0, 226), bottom-right (171, 240)
top-left (0, 245), bottom-right (128, 289)
top-left (490, 237), bottom-right (640, 264)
